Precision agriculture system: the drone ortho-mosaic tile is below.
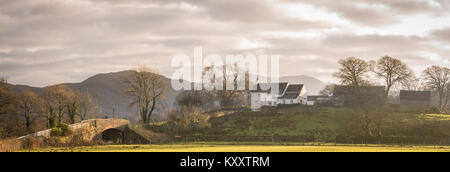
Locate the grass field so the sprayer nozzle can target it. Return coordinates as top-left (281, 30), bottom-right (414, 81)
top-left (20, 142), bottom-right (450, 152)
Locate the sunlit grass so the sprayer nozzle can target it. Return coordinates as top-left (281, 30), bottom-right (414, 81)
top-left (20, 142), bottom-right (450, 152)
top-left (420, 114), bottom-right (450, 121)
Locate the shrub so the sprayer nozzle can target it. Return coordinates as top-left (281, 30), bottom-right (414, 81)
top-left (42, 137), bottom-right (61, 147)
top-left (166, 107), bottom-right (212, 134)
top-left (50, 128), bottom-right (63, 137)
top-left (20, 137), bottom-right (41, 149)
top-left (57, 123), bottom-right (72, 136)
top-left (50, 123), bottom-right (72, 137)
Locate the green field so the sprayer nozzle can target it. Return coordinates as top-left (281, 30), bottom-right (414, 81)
top-left (20, 142), bottom-right (450, 152)
top-left (18, 106), bottom-right (450, 152)
top-left (151, 106), bottom-right (448, 142)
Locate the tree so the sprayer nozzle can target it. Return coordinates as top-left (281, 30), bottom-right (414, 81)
top-left (17, 90), bottom-right (44, 133)
top-left (175, 90), bottom-right (215, 111)
top-left (0, 78), bottom-right (15, 116)
top-left (65, 90), bottom-right (81, 124)
top-left (0, 78), bottom-right (19, 138)
top-left (78, 91), bottom-right (100, 121)
top-left (42, 87), bottom-right (57, 128)
top-left (401, 76), bottom-right (424, 91)
top-left (374, 56), bottom-right (413, 97)
top-left (446, 83), bottom-right (450, 112)
top-left (42, 85), bottom-right (72, 127)
top-left (124, 66), bottom-right (167, 124)
top-left (319, 84), bottom-right (336, 96)
top-left (333, 57), bottom-right (371, 86)
top-left (422, 66), bottom-right (450, 111)
top-left (202, 63), bottom-right (248, 108)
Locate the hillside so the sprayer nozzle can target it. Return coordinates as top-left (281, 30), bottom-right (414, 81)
top-left (149, 105), bottom-right (450, 143)
top-left (7, 72), bottom-right (326, 121)
top-left (8, 71), bottom-right (181, 121)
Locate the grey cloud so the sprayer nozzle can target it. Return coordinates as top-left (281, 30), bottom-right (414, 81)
top-left (284, 0), bottom-right (449, 26)
top-left (261, 32), bottom-right (442, 82)
top-left (432, 27), bottom-right (450, 43)
top-left (0, 0), bottom-right (448, 87)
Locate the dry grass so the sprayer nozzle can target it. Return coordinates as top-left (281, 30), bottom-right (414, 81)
top-left (0, 138), bottom-right (21, 152)
top-left (22, 143), bottom-right (450, 152)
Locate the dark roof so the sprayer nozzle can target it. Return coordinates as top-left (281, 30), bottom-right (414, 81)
top-left (400, 90), bottom-right (431, 101)
top-left (307, 95), bottom-right (329, 101)
top-left (285, 84), bottom-right (304, 93)
top-left (279, 93), bottom-right (300, 99)
top-left (333, 85), bottom-right (385, 97)
top-left (252, 83), bottom-right (288, 95)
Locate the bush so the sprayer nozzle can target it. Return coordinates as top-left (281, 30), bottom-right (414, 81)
top-left (166, 107), bottom-right (212, 134)
top-left (50, 123), bottom-right (72, 137)
top-left (20, 137), bottom-right (41, 149)
top-left (50, 128), bottom-right (63, 137)
top-left (57, 123), bottom-right (72, 135)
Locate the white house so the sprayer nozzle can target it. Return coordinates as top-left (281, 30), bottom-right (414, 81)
top-left (278, 84), bottom-right (307, 105)
top-left (251, 82), bottom-right (307, 111)
top-left (250, 83), bottom-right (288, 110)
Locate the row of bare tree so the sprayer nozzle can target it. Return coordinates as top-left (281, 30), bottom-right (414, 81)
top-left (122, 64), bottom-right (250, 124)
top-left (328, 56), bottom-right (449, 137)
top-left (326, 56), bottom-right (450, 111)
top-left (174, 63), bottom-right (250, 113)
top-left (0, 80), bottom-right (99, 139)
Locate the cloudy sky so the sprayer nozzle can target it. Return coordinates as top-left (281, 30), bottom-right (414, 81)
top-left (1, 0), bottom-right (449, 87)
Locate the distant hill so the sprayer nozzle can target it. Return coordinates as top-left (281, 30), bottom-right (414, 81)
top-left (8, 71), bottom-right (181, 121)
top-left (280, 75), bottom-right (325, 95)
top-left (7, 72), bottom-right (326, 121)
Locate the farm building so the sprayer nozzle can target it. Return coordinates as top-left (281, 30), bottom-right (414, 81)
top-left (333, 85), bottom-right (386, 107)
top-left (251, 82), bottom-right (307, 111)
top-left (399, 90), bottom-right (431, 106)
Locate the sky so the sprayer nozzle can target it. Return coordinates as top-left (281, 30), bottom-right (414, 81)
top-left (0, 0), bottom-right (449, 87)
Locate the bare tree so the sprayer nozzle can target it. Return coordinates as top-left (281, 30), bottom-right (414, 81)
top-left (0, 78), bottom-right (15, 116)
top-left (42, 87), bottom-right (57, 128)
top-left (446, 83), bottom-right (450, 112)
top-left (319, 84), bottom-right (336, 96)
top-left (356, 107), bottom-right (387, 137)
top-left (175, 90), bottom-right (214, 111)
top-left (42, 85), bottom-right (71, 127)
top-left (78, 91), bottom-right (100, 121)
top-left (17, 90), bottom-right (44, 133)
top-left (401, 76), bottom-right (424, 91)
top-left (65, 89), bottom-right (81, 124)
top-left (333, 57), bottom-right (371, 86)
top-left (0, 78), bottom-right (19, 138)
top-left (203, 63), bottom-right (248, 108)
top-left (422, 66), bottom-right (450, 111)
top-left (124, 66), bottom-right (167, 124)
top-left (374, 56), bottom-right (414, 97)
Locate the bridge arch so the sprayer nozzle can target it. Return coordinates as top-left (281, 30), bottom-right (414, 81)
top-left (101, 128), bottom-right (124, 144)
top-left (19, 119), bottom-right (154, 144)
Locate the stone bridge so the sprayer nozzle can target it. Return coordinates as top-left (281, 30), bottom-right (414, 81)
top-left (18, 119), bottom-right (149, 144)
